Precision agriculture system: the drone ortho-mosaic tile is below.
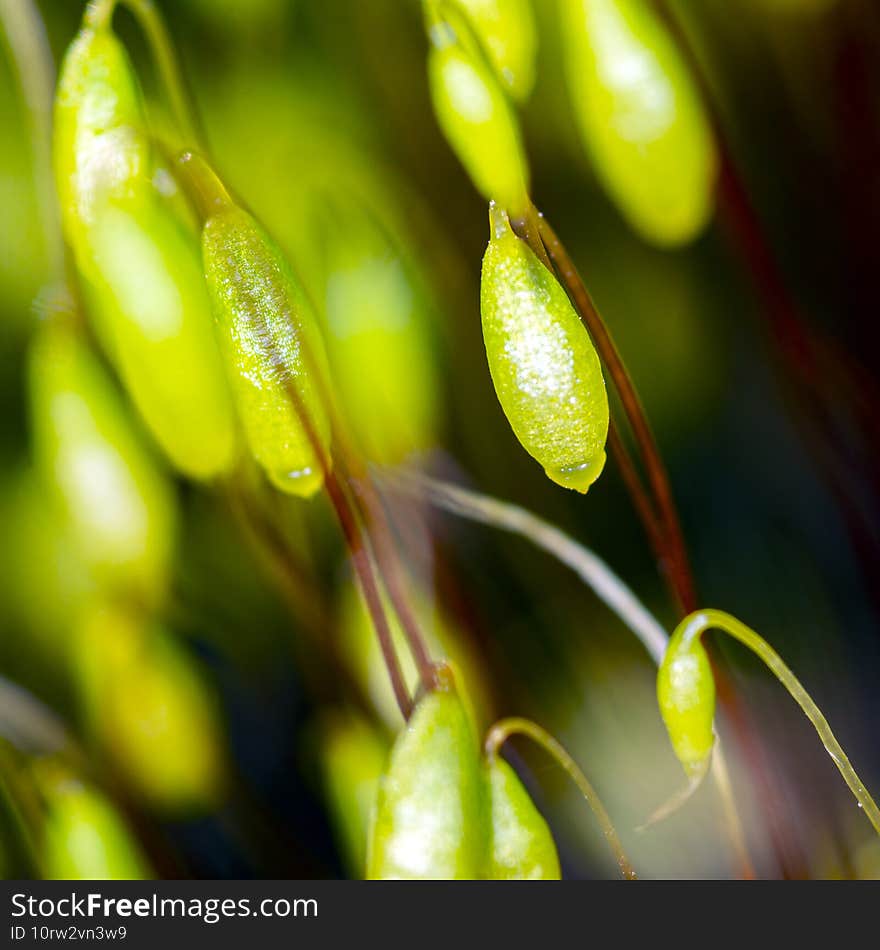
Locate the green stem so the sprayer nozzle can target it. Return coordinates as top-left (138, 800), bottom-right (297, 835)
top-left (87, 0), bottom-right (203, 148)
top-left (485, 717), bottom-right (636, 880)
top-left (678, 609), bottom-right (880, 835)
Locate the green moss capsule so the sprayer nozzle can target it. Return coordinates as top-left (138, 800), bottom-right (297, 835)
top-left (560, 0), bottom-right (718, 247)
top-left (317, 711), bottom-right (390, 879)
top-left (485, 757), bottom-right (561, 879)
top-left (480, 207), bottom-right (609, 492)
top-left (427, 21), bottom-right (530, 212)
top-left (367, 680), bottom-right (487, 879)
top-left (28, 325), bottom-right (176, 608)
top-left (35, 763), bottom-right (152, 881)
top-left (202, 202), bottom-right (333, 497)
top-left (74, 603), bottom-right (225, 813)
top-left (445, 0), bottom-right (537, 101)
top-left (656, 618), bottom-right (716, 779)
top-left (54, 22), bottom-right (237, 479)
top-left (304, 195), bottom-right (440, 465)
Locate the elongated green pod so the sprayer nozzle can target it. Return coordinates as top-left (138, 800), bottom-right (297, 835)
top-left (317, 711), bottom-right (390, 879)
top-left (427, 20), bottom-right (530, 212)
top-left (35, 764), bottom-right (152, 881)
top-left (28, 325), bottom-right (175, 608)
top-left (367, 679), bottom-right (486, 879)
top-left (560, 0), bottom-right (718, 246)
top-left (656, 617), bottom-right (715, 779)
top-left (480, 207), bottom-right (609, 492)
top-left (202, 203), bottom-right (333, 497)
top-left (54, 22), bottom-right (237, 479)
top-left (306, 195), bottom-right (439, 465)
top-left (444, 0), bottom-right (537, 101)
top-left (485, 757), bottom-right (561, 879)
top-left (74, 603), bottom-right (225, 814)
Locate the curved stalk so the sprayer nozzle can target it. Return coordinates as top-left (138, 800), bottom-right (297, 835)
top-left (677, 609), bottom-right (880, 835)
top-left (486, 717), bottom-right (636, 879)
top-left (87, 0), bottom-right (203, 148)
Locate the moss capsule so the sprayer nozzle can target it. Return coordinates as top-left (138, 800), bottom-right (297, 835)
top-left (36, 764), bottom-right (152, 881)
top-left (305, 195), bottom-right (440, 465)
top-left (480, 207), bottom-right (609, 492)
top-left (485, 756), bottom-right (561, 879)
top-left (74, 603), bottom-right (225, 813)
top-left (560, 0), bottom-right (718, 246)
top-left (428, 23), bottom-right (530, 212)
top-left (318, 711), bottom-right (390, 879)
top-left (28, 325), bottom-right (176, 608)
top-left (656, 619), bottom-right (716, 779)
top-left (445, 0), bottom-right (537, 101)
top-left (202, 203), bottom-right (333, 497)
top-left (367, 680), bottom-right (487, 879)
top-left (54, 23), bottom-right (237, 479)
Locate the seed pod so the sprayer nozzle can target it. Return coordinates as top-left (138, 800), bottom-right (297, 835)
top-left (444, 0), bottom-right (537, 101)
top-left (427, 20), bottom-right (530, 212)
top-left (28, 324), bottom-right (175, 608)
top-left (480, 207), bottom-right (609, 492)
top-left (54, 22), bottom-right (237, 479)
top-left (656, 622), bottom-right (716, 779)
top-left (367, 678), bottom-right (486, 879)
top-left (317, 711), bottom-right (390, 879)
top-left (305, 194), bottom-right (440, 465)
top-left (485, 756), bottom-right (561, 879)
top-left (35, 763), bottom-right (152, 880)
top-left (560, 0), bottom-right (718, 247)
top-left (74, 604), bottom-right (225, 813)
top-left (202, 202), bottom-right (333, 497)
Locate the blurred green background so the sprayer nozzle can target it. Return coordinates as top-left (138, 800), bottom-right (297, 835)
top-left (1, 0), bottom-right (879, 879)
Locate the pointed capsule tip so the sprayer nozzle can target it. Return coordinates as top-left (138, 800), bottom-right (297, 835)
top-left (488, 203), bottom-right (513, 241)
top-left (547, 452), bottom-right (607, 494)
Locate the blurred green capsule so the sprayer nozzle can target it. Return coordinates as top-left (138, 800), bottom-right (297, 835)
top-left (317, 711), bottom-right (390, 878)
top-left (480, 207), bottom-right (609, 492)
top-left (54, 22), bottom-right (237, 479)
top-left (28, 324), bottom-right (176, 608)
top-left (305, 195), bottom-right (440, 465)
top-left (202, 201), bottom-right (333, 497)
top-left (443, 0), bottom-right (538, 101)
top-left (485, 756), bottom-right (561, 879)
top-left (368, 678), bottom-right (486, 879)
top-left (427, 20), bottom-right (530, 212)
top-left (656, 620), bottom-right (716, 780)
top-left (560, 0), bottom-right (718, 247)
top-left (74, 603), bottom-right (225, 814)
top-left (35, 763), bottom-right (152, 881)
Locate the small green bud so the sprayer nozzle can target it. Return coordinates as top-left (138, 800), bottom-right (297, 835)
top-left (367, 680), bottom-right (487, 879)
top-left (480, 207), bottom-right (609, 492)
top-left (560, 0), bottom-right (718, 247)
top-left (28, 325), bottom-right (176, 608)
top-left (35, 763), bottom-right (153, 881)
top-left (74, 603), bottom-right (225, 813)
top-left (485, 757), bottom-right (561, 879)
top-left (657, 621), bottom-right (716, 778)
top-left (445, 0), bottom-right (538, 101)
top-left (54, 23), bottom-right (238, 480)
top-left (428, 24), bottom-right (530, 212)
top-left (202, 203), bottom-right (333, 497)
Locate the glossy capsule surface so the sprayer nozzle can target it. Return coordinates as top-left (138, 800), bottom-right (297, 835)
top-left (202, 204), bottom-right (333, 497)
top-left (480, 208), bottom-right (609, 492)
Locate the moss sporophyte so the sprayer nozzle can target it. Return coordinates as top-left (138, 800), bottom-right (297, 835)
top-left (53, 11), bottom-right (237, 480)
